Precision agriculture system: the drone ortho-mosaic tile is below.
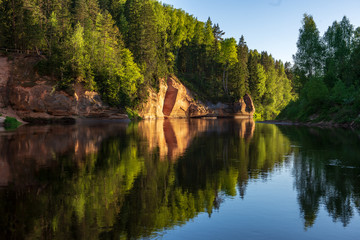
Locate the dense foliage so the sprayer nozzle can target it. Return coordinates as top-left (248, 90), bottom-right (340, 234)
top-left (279, 14), bottom-right (360, 124)
top-left (0, 0), bottom-right (294, 118)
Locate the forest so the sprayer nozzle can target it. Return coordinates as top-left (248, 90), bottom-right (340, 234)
top-left (279, 14), bottom-right (360, 124)
top-left (0, 0), bottom-right (294, 120)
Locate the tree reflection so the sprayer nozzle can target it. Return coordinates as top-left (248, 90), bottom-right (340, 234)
top-left (279, 126), bottom-right (360, 228)
top-left (0, 120), bottom-right (292, 239)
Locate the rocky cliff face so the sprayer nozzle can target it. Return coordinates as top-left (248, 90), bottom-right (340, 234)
top-left (0, 55), bottom-right (128, 122)
top-left (1, 55), bottom-right (255, 122)
top-left (0, 57), bottom-right (10, 109)
top-left (138, 76), bottom-right (255, 119)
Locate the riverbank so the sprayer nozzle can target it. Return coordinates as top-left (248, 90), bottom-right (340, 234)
top-left (0, 54), bottom-right (256, 123)
top-left (258, 120), bottom-right (360, 129)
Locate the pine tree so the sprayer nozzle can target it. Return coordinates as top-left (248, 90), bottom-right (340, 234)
top-left (125, 0), bottom-right (158, 85)
top-left (228, 35), bottom-right (249, 100)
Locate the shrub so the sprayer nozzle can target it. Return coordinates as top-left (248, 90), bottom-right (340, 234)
top-left (4, 117), bottom-right (22, 130)
top-left (126, 108), bottom-right (142, 121)
top-left (302, 77), bottom-right (329, 105)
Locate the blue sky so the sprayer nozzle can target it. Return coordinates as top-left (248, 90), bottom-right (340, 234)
top-left (160, 0), bottom-right (360, 63)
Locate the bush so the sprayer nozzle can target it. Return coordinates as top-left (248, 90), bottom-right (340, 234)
top-left (125, 108), bottom-right (142, 121)
top-left (302, 77), bottom-right (329, 105)
top-left (4, 117), bottom-right (22, 130)
top-left (330, 80), bottom-right (347, 104)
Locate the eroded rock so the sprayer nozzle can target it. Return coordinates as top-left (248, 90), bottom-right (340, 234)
top-left (139, 76), bottom-right (255, 119)
top-left (233, 94), bottom-right (255, 118)
top-left (3, 56), bottom-right (128, 122)
top-left (139, 76), bottom-right (212, 119)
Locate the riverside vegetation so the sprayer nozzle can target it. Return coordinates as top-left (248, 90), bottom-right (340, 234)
top-left (0, 0), bottom-right (294, 120)
top-left (0, 1), bottom-right (359, 123)
top-left (278, 14), bottom-right (360, 125)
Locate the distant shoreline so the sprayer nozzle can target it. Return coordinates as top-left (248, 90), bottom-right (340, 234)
top-left (257, 120), bottom-right (358, 129)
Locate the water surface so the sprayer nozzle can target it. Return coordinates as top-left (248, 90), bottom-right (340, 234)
top-left (0, 119), bottom-right (360, 239)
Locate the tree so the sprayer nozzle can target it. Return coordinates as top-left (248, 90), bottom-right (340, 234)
top-left (293, 14), bottom-right (324, 83)
top-left (212, 23), bottom-right (224, 42)
top-left (323, 16), bottom-right (354, 86)
top-left (125, 0), bottom-right (158, 85)
top-left (350, 27), bottom-right (360, 87)
top-left (248, 50), bottom-right (260, 97)
top-left (66, 23), bottom-right (93, 87)
top-left (219, 38), bottom-right (238, 95)
top-left (228, 35), bottom-right (249, 100)
top-left (303, 77), bottom-right (329, 105)
top-left (89, 12), bottom-right (142, 106)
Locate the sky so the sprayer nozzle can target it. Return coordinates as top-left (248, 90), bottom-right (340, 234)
top-left (160, 0), bottom-right (360, 63)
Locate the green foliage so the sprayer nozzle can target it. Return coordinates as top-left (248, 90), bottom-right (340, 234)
top-left (4, 116), bottom-right (22, 130)
top-left (282, 14), bottom-right (360, 124)
top-left (125, 107), bottom-right (142, 120)
top-left (0, 0), bottom-right (294, 116)
top-left (293, 14), bottom-right (324, 82)
top-left (330, 80), bottom-right (347, 104)
top-left (302, 77), bottom-right (329, 105)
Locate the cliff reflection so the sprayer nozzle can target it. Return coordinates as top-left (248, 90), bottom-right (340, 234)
top-left (279, 126), bottom-right (360, 228)
top-left (0, 120), bottom-right (292, 239)
top-left (0, 123), bottom-right (128, 187)
top-left (136, 118), bottom-right (255, 161)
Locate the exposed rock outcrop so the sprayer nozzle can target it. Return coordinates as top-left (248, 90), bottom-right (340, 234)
top-left (0, 55), bottom-right (128, 122)
top-left (138, 77), bottom-right (211, 119)
top-left (233, 93), bottom-right (255, 118)
top-left (139, 76), bottom-right (255, 119)
top-left (0, 57), bottom-right (10, 108)
top-left (1, 55), bottom-right (255, 122)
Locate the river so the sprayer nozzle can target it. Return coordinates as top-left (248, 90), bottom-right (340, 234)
top-left (0, 119), bottom-right (360, 239)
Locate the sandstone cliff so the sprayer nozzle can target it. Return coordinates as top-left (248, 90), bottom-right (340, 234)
top-left (138, 77), bottom-right (210, 119)
top-left (0, 55), bottom-right (128, 122)
top-left (138, 76), bottom-right (255, 119)
top-left (0, 55), bottom-right (255, 122)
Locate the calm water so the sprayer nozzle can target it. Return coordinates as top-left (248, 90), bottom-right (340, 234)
top-left (0, 119), bottom-right (360, 239)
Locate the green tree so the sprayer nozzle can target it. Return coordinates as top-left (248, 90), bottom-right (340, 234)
top-left (125, 0), bottom-right (158, 85)
top-left (65, 23), bottom-right (93, 86)
top-left (219, 38), bottom-right (238, 94)
top-left (228, 36), bottom-right (249, 100)
top-left (303, 77), bottom-right (329, 105)
top-left (323, 16), bottom-right (354, 86)
top-left (89, 12), bottom-right (142, 106)
top-left (293, 14), bottom-right (324, 82)
top-left (255, 63), bottom-right (266, 102)
top-left (248, 50), bottom-right (261, 98)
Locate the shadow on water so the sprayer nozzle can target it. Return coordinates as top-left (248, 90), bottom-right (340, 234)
top-left (0, 120), bottom-right (359, 238)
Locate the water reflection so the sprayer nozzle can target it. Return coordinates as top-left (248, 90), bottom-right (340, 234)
top-left (278, 126), bottom-right (360, 228)
top-left (0, 121), bottom-right (359, 239)
top-left (0, 123), bottom-right (128, 187)
top-left (136, 119), bottom-right (255, 161)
